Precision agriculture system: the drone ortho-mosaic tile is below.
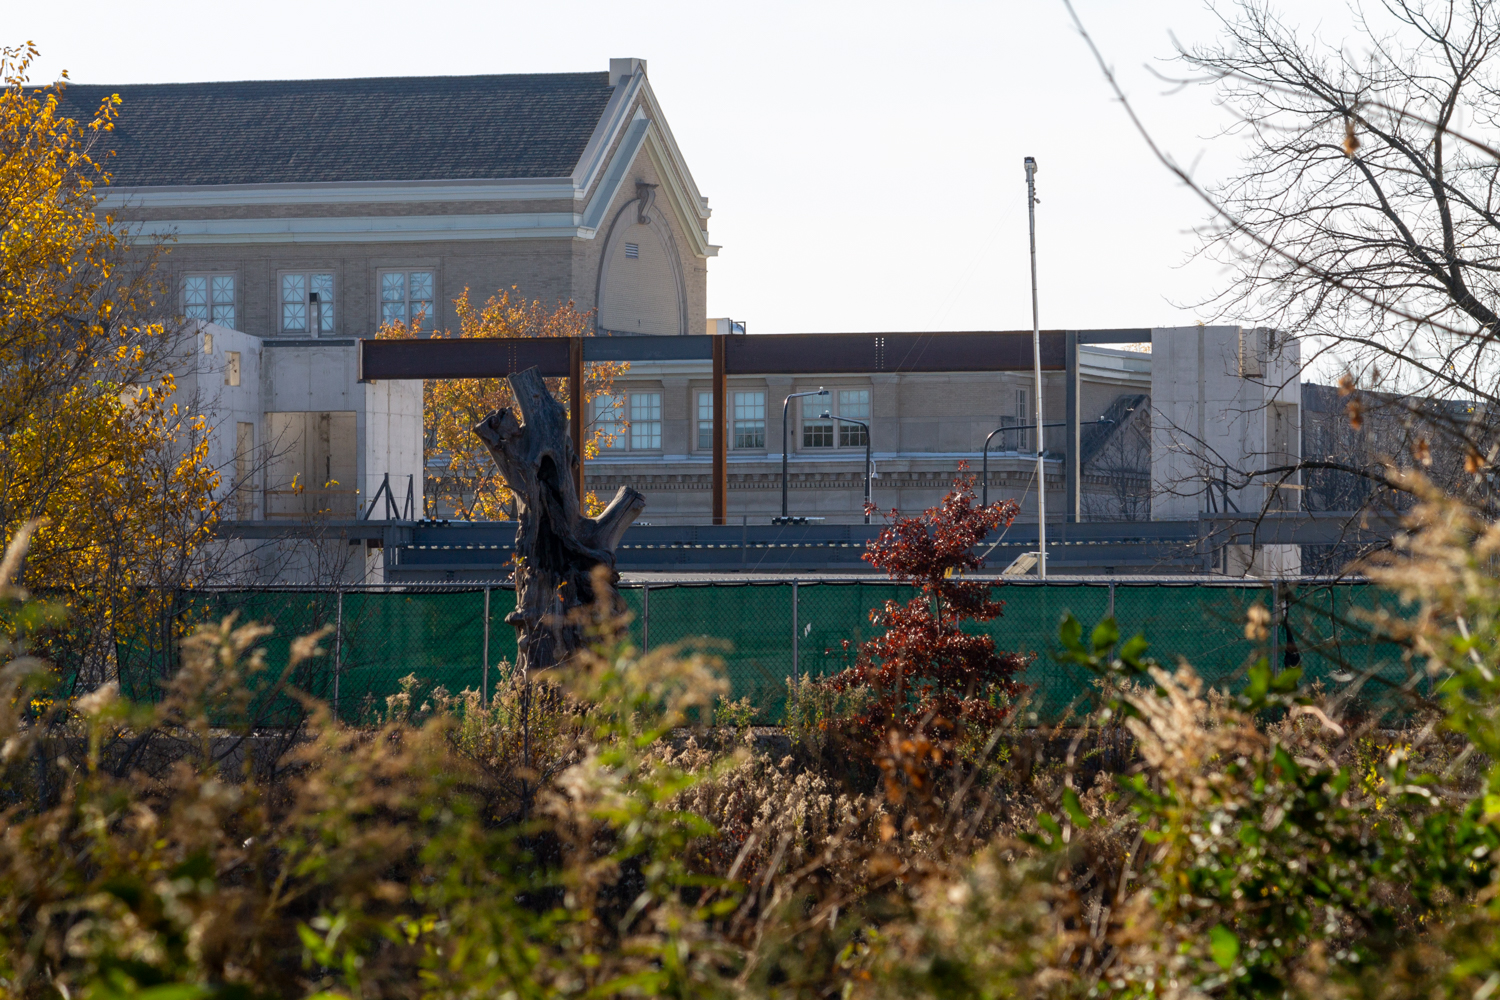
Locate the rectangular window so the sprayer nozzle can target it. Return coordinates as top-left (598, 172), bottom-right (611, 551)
top-left (183, 274), bottom-right (235, 328)
top-left (224, 351), bottom-right (241, 387)
top-left (733, 391), bottom-right (766, 450)
top-left (696, 391), bottom-right (715, 450)
top-left (838, 389), bottom-right (869, 447)
top-left (629, 392), bottom-right (663, 450)
top-left (379, 270), bottom-right (435, 326)
top-left (281, 272), bottom-right (334, 334)
top-left (1008, 389), bottom-right (1032, 452)
top-left (593, 394), bottom-right (625, 450)
top-left (803, 419), bottom-right (834, 448)
top-left (803, 395), bottom-right (833, 448)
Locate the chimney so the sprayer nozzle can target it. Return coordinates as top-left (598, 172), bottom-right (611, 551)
top-left (609, 58), bottom-right (647, 87)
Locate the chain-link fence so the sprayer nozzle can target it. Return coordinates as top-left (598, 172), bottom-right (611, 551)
top-left (138, 579), bottom-right (1415, 725)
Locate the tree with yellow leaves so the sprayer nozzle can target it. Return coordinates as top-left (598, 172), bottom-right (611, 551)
top-left (0, 44), bottom-right (222, 687)
top-left (377, 287), bottom-right (626, 519)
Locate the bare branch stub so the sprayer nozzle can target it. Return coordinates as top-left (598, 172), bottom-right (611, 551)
top-left (474, 366), bottom-right (645, 673)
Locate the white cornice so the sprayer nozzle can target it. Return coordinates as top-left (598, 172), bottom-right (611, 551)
top-left (101, 66), bottom-right (718, 255)
top-left (580, 114), bottom-right (650, 233)
top-left (641, 124), bottom-right (713, 258)
top-left (636, 76), bottom-right (711, 224)
top-left (571, 71), bottom-right (645, 196)
top-left (98, 177), bottom-right (575, 210)
top-left (135, 212), bottom-right (592, 244)
top-left (637, 76), bottom-right (710, 224)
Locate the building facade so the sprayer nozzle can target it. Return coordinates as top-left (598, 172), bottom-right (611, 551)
top-left (66, 59), bottom-right (717, 579)
top-left (581, 343), bottom-right (1154, 525)
top-left (67, 61), bottom-right (1305, 578)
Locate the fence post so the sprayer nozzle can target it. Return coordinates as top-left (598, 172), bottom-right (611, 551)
top-left (1107, 579), bottom-right (1115, 620)
top-left (642, 583), bottom-right (650, 654)
top-left (791, 579), bottom-right (800, 688)
top-left (1269, 581), bottom-right (1280, 669)
top-left (482, 586), bottom-right (491, 704)
top-left (333, 589), bottom-right (343, 721)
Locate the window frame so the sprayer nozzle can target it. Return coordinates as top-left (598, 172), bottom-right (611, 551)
top-left (732, 390), bottom-right (767, 451)
top-left (802, 399), bottom-right (834, 449)
top-left (182, 272), bottom-right (237, 328)
top-left (695, 390), bottom-right (715, 451)
top-left (277, 270), bottom-right (337, 336)
top-left (376, 268), bottom-right (437, 328)
top-left (628, 392), bottom-right (664, 451)
top-left (592, 391), bottom-right (666, 453)
top-left (838, 389), bottom-right (870, 447)
top-left (593, 394), bottom-right (626, 451)
top-left (796, 386), bottom-right (871, 451)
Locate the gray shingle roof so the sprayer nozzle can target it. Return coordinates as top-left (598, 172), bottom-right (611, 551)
top-left (58, 72), bottom-right (615, 187)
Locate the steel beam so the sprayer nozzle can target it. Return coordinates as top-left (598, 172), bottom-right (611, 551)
top-left (712, 335), bottom-right (727, 524)
top-left (1065, 331), bottom-right (1079, 522)
top-left (359, 336), bottom-right (570, 380)
top-left (359, 329), bottom-right (1073, 381)
top-left (569, 337), bottom-right (584, 501)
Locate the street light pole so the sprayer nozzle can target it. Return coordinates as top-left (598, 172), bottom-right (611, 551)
top-left (823, 412), bottom-right (872, 524)
top-left (781, 388), bottom-right (827, 520)
top-left (982, 420), bottom-right (1068, 507)
top-left (1024, 156), bottom-right (1046, 578)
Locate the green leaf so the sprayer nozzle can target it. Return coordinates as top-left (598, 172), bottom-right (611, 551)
top-left (1244, 658), bottom-right (1271, 705)
top-left (1271, 665), bottom-right (1303, 693)
top-left (1036, 811), bottom-right (1061, 841)
top-left (1061, 787), bottom-right (1092, 829)
top-left (1059, 614), bottom-right (1083, 653)
top-left (1209, 924), bottom-right (1240, 971)
top-left (1090, 617), bottom-right (1119, 655)
top-left (1118, 634), bottom-right (1150, 670)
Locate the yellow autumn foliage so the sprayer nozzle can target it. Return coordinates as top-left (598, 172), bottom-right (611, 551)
top-left (0, 44), bottom-right (221, 677)
top-left (376, 286), bottom-right (625, 519)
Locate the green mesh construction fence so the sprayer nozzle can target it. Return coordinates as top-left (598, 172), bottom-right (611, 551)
top-left (142, 580), bottom-right (1417, 725)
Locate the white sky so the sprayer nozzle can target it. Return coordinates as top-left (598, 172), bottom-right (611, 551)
top-left (15, 0), bottom-right (1363, 334)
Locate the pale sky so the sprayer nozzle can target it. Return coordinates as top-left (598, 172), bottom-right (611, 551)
top-left (14, 0), bottom-right (1363, 334)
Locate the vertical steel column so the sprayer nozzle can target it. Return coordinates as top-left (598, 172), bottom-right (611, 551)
top-left (791, 579), bottom-right (800, 687)
top-left (641, 583), bottom-right (650, 654)
top-left (1269, 583), bottom-right (1281, 669)
top-left (712, 335), bottom-right (727, 524)
top-left (1066, 330), bottom-right (1079, 522)
top-left (333, 589), bottom-right (344, 721)
top-left (1024, 157), bottom-right (1046, 578)
top-left (1107, 579), bottom-right (1116, 620)
top-left (569, 337), bottom-right (585, 502)
top-left (482, 586), bottom-right (491, 704)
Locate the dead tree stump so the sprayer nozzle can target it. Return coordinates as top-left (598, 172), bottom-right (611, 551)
top-left (473, 366), bottom-right (645, 674)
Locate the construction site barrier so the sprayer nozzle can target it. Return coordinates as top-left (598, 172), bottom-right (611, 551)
top-left (113, 579), bottom-right (1414, 725)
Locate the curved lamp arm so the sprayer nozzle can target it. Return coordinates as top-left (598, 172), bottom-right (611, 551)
top-left (778, 388), bottom-right (828, 521)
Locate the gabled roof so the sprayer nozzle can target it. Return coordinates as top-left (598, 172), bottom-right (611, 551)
top-left (58, 73), bottom-right (616, 186)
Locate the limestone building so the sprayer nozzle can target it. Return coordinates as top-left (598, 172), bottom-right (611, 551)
top-left (64, 58), bottom-right (715, 575)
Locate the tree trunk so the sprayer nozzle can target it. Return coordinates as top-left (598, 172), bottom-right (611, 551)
top-left (473, 366), bottom-right (645, 674)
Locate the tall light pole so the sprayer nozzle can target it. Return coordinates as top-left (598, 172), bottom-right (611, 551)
top-left (779, 388), bottom-right (827, 521)
top-left (822, 411), bottom-right (872, 524)
top-left (1025, 156), bottom-right (1046, 579)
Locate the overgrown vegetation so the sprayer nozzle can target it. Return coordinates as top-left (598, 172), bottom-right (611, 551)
top-left (4, 473), bottom-right (1500, 999)
top-left (0, 45), bottom-right (232, 702)
top-left (811, 469), bottom-right (1027, 756)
